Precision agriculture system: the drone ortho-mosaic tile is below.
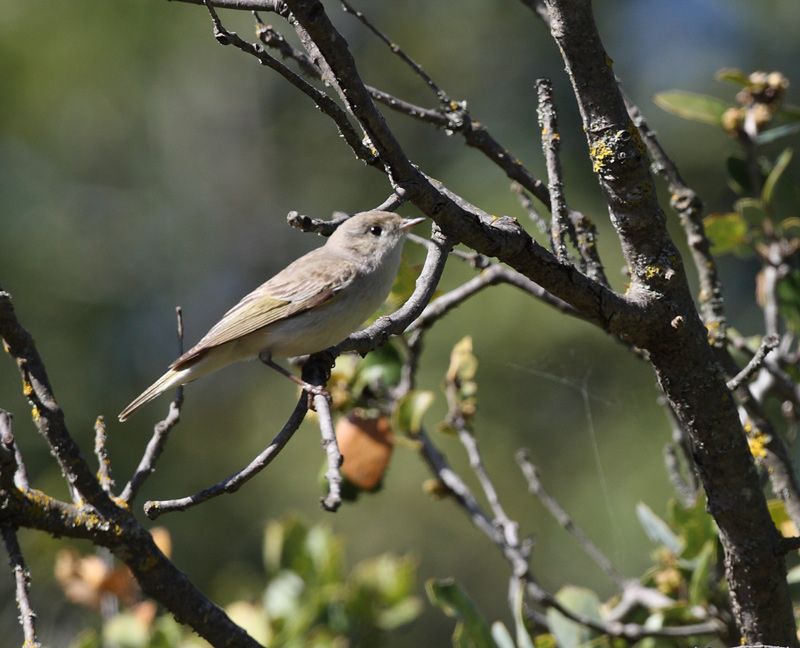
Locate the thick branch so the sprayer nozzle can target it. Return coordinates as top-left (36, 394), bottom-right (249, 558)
top-left (542, 1), bottom-right (797, 643)
top-left (626, 98), bottom-right (727, 342)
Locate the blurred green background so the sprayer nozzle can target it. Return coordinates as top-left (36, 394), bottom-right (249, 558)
top-left (1, 0), bottom-right (799, 645)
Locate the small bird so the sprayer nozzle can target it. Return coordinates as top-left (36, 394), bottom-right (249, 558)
top-left (118, 210), bottom-right (424, 422)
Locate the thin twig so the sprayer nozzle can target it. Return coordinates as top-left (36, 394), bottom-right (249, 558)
top-left (457, 427), bottom-right (520, 550)
top-left (516, 449), bottom-right (626, 588)
top-left (203, 1), bottom-right (379, 168)
top-left (283, 0), bottom-right (559, 211)
top-left (314, 393), bottom-right (342, 512)
top-left (406, 264), bottom-right (584, 335)
top-left (727, 335), bottom-right (779, 391)
top-left (338, 224), bottom-right (453, 355)
top-left (121, 307), bottom-right (186, 503)
top-left (340, 0), bottom-right (449, 104)
top-left (143, 394), bottom-right (308, 519)
top-left (0, 410), bottom-right (28, 491)
top-left (511, 182), bottom-right (549, 236)
top-left (0, 410), bottom-right (19, 492)
top-left (93, 416), bottom-right (114, 494)
top-left (254, 17), bottom-right (318, 76)
top-left (536, 78), bottom-right (572, 263)
top-left (394, 330), bottom-right (424, 399)
top-left (418, 429), bottom-right (721, 640)
top-left (1, 525), bottom-right (41, 648)
top-left (286, 210), bottom-right (351, 236)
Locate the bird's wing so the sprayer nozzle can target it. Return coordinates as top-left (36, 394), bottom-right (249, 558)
top-left (171, 250), bottom-right (356, 369)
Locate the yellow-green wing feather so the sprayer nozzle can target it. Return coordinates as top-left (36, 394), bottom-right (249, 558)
top-left (171, 249), bottom-right (356, 369)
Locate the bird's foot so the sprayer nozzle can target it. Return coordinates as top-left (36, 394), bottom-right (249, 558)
top-left (303, 383), bottom-right (331, 410)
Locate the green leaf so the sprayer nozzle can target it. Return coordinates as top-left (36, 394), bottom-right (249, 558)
top-left (715, 68), bottom-right (751, 87)
top-left (787, 563), bottom-right (800, 584)
top-left (68, 630), bottom-right (101, 648)
top-left (755, 122), bottom-right (800, 145)
top-left (653, 91), bottom-right (729, 126)
top-left (546, 586), bottom-right (602, 648)
top-left (727, 155), bottom-right (757, 195)
top-left (491, 622), bottom-right (516, 648)
top-left (352, 553), bottom-right (418, 604)
top-left (426, 578), bottom-right (495, 648)
top-left (636, 502), bottom-right (682, 554)
top-left (376, 597), bottom-right (424, 630)
top-left (734, 197), bottom-right (767, 228)
top-left (384, 257), bottom-right (423, 312)
top-left (667, 497), bottom-right (717, 560)
top-left (102, 612), bottom-right (150, 648)
top-left (702, 212), bottom-right (749, 256)
top-left (511, 578), bottom-right (535, 648)
top-left (767, 498), bottom-right (791, 528)
top-left (263, 516), bottom-right (310, 575)
top-left (352, 342), bottom-right (403, 397)
top-left (777, 104), bottom-right (800, 123)
top-left (149, 616), bottom-right (184, 648)
top-left (762, 148), bottom-right (794, 206)
top-left (393, 389), bottom-right (434, 435)
top-left (263, 571), bottom-right (305, 619)
top-left (688, 540), bottom-right (715, 606)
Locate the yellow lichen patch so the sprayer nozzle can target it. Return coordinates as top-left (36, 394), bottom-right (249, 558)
top-left (22, 380), bottom-right (33, 397)
top-left (747, 430), bottom-right (771, 459)
top-left (705, 320), bottom-right (721, 342)
top-left (589, 138), bottom-right (614, 172)
top-left (644, 265), bottom-right (661, 280)
top-left (31, 405), bottom-right (40, 423)
top-left (113, 496), bottom-right (131, 511)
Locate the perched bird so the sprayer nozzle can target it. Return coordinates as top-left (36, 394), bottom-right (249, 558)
top-left (118, 210), bottom-right (424, 422)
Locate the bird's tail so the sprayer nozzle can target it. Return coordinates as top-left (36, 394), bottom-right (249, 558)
top-left (118, 367), bottom-right (189, 422)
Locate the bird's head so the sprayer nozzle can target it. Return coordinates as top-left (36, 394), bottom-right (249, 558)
top-left (326, 210), bottom-right (425, 261)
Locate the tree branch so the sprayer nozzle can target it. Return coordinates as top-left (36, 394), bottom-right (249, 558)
top-left (0, 289), bottom-right (116, 516)
top-left (625, 97), bottom-right (727, 343)
top-left (1, 524), bottom-right (41, 648)
top-left (542, 1), bottom-right (797, 643)
top-left (536, 78), bottom-right (572, 263)
top-left (281, 0), bottom-right (634, 337)
top-left (144, 394), bottom-right (307, 519)
top-left (93, 416), bottom-right (114, 494)
top-left (121, 307), bottom-right (186, 504)
top-left (727, 335), bottom-right (779, 391)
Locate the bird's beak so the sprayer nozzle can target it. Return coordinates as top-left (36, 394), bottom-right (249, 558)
top-left (400, 216), bottom-right (426, 230)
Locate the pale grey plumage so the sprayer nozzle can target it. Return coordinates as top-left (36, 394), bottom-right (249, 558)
top-left (118, 211), bottom-right (423, 421)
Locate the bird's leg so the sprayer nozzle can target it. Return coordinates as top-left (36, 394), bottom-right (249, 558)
top-left (258, 352), bottom-right (330, 403)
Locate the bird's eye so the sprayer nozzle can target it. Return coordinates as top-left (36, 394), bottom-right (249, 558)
top-left (369, 225), bottom-right (383, 236)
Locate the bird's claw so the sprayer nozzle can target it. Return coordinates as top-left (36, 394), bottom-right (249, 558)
top-left (304, 384), bottom-right (331, 410)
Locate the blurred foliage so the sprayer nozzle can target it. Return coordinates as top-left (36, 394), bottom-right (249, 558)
top-left (2, 1), bottom-right (800, 647)
top-left (63, 517), bottom-right (420, 648)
